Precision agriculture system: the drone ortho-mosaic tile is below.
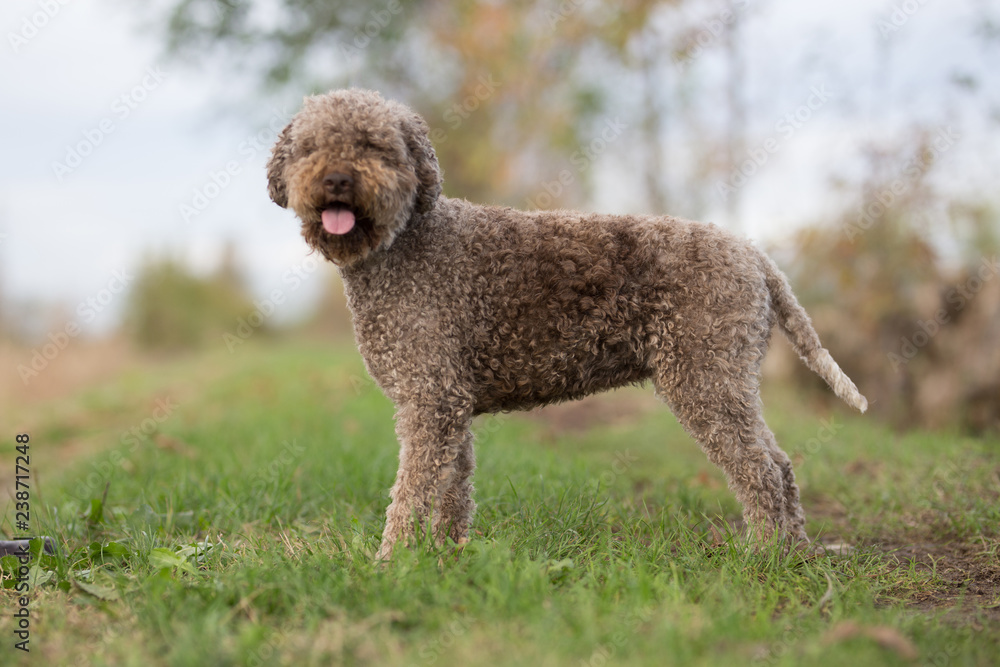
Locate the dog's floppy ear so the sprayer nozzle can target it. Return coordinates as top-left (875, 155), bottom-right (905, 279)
top-left (267, 122), bottom-right (293, 208)
top-left (399, 111), bottom-right (442, 215)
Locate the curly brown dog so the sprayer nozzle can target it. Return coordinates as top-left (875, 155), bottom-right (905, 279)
top-left (266, 89), bottom-right (867, 561)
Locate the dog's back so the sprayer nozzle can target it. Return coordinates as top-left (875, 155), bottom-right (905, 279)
top-left (346, 197), bottom-right (775, 415)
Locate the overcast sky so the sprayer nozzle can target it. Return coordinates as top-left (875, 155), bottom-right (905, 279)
top-left (2, 0), bottom-right (998, 339)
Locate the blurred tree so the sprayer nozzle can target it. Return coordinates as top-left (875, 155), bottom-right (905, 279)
top-left (776, 132), bottom-right (1000, 433)
top-left (152, 0), bottom-right (693, 208)
top-left (124, 254), bottom-right (260, 352)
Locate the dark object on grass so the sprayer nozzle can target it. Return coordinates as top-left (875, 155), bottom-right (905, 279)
top-left (0, 537), bottom-right (57, 557)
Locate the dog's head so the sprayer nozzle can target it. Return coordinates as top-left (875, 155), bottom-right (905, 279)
top-left (267, 89), bottom-right (442, 266)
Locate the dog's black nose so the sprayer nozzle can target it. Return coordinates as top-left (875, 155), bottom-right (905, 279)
top-left (323, 172), bottom-right (354, 192)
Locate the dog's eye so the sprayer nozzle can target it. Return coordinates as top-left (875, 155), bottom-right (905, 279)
top-left (297, 139), bottom-right (317, 156)
top-left (363, 133), bottom-right (399, 154)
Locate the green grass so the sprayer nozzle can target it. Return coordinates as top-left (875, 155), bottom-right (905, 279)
top-left (2, 340), bottom-right (999, 665)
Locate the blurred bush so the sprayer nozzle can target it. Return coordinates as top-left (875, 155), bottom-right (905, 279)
top-left (775, 138), bottom-right (1000, 434)
top-left (123, 251), bottom-right (261, 352)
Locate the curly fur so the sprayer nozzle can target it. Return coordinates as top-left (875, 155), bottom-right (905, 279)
top-left (267, 89), bottom-right (868, 560)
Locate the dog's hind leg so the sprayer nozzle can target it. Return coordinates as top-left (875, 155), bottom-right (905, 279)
top-left (760, 430), bottom-right (808, 542)
top-left (656, 377), bottom-right (790, 542)
top-left (651, 322), bottom-right (797, 544)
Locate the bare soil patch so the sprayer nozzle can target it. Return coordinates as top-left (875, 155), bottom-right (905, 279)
top-left (875, 540), bottom-right (1000, 620)
top-left (809, 499), bottom-right (999, 620)
top-left (2, 337), bottom-right (137, 414)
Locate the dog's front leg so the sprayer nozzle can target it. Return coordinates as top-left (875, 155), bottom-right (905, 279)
top-left (375, 400), bottom-right (473, 561)
top-left (432, 430), bottom-right (476, 546)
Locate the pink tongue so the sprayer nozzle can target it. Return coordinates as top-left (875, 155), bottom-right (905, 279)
top-left (321, 208), bottom-right (356, 235)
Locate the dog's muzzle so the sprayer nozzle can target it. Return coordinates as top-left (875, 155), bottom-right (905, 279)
top-left (319, 171), bottom-right (357, 235)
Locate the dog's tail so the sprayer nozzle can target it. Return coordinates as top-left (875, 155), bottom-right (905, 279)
top-left (762, 254), bottom-right (868, 413)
